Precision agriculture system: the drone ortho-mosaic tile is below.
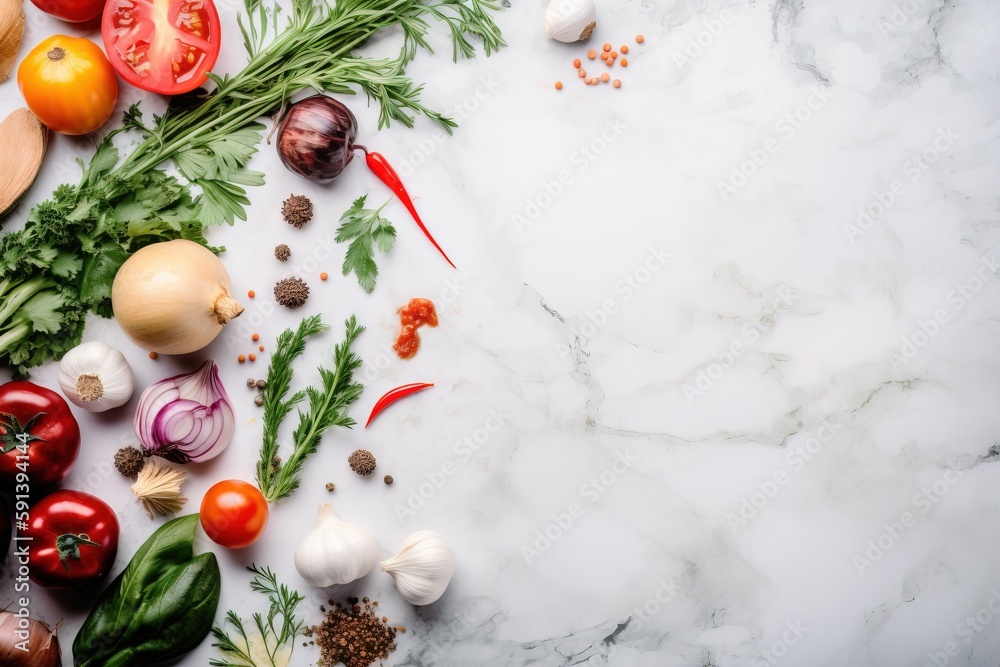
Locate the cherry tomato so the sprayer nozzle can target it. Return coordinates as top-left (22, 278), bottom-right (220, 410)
top-left (101, 0), bottom-right (221, 95)
top-left (0, 381), bottom-right (81, 491)
top-left (200, 480), bottom-right (268, 549)
top-left (17, 35), bottom-right (119, 136)
top-left (23, 490), bottom-right (119, 589)
top-left (30, 0), bottom-right (105, 23)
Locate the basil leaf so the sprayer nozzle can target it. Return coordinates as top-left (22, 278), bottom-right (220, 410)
top-left (73, 514), bottom-right (221, 667)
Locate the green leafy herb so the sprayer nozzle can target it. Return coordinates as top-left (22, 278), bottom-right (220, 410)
top-left (256, 315), bottom-right (364, 503)
top-left (73, 514), bottom-right (221, 667)
top-left (336, 195), bottom-right (397, 293)
top-left (0, 0), bottom-right (504, 376)
top-left (210, 564), bottom-right (305, 667)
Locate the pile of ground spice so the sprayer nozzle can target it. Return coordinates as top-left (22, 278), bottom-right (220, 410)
top-left (304, 597), bottom-right (399, 667)
top-left (274, 276), bottom-right (309, 308)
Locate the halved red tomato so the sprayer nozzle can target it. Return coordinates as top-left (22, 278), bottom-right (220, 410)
top-left (101, 0), bottom-right (220, 95)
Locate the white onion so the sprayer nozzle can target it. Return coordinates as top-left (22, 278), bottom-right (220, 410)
top-left (112, 239), bottom-right (243, 355)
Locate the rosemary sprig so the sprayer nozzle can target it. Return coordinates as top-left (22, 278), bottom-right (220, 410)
top-left (256, 315), bottom-right (364, 503)
top-left (210, 564), bottom-right (305, 667)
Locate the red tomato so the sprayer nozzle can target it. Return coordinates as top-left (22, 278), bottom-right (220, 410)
top-left (30, 0), bottom-right (105, 23)
top-left (0, 381), bottom-right (81, 490)
top-left (101, 0), bottom-right (221, 95)
top-left (24, 490), bottom-right (119, 589)
top-left (200, 480), bottom-right (268, 549)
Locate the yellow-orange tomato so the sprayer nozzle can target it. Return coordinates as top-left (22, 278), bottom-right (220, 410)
top-left (18, 36), bottom-right (118, 136)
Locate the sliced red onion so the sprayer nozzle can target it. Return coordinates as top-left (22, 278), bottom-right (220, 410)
top-left (134, 360), bottom-right (234, 463)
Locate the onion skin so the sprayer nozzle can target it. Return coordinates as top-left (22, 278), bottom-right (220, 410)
top-left (276, 95), bottom-right (358, 183)
top-left (112, 239), bottom-right (243, 355)
top-left (0, 612), bottom-right (60, 667)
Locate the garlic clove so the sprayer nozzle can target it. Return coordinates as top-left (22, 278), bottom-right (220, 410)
top-left (294, 504), bottom-right (379, 588)
top-left (543, 0), bottom-right (597, 43)
top-left (380, 530), bottom-right (455, 606)
top-left (58, 340), bottom-right (135, 412)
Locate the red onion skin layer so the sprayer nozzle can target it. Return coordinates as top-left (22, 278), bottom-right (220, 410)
top-left (276, 95), bottom-right (359, 183)
top-left (0, 612), bottom-right (60, 667)
top-left (133, 360), bottom-right (234, 463)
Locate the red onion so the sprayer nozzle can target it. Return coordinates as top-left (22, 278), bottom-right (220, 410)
top-left (275, 95), bottom-right (359, 183)
top-left (134, 360), bottom-right (234, 464)
top-left (0, 612), bottom-right (60, 667)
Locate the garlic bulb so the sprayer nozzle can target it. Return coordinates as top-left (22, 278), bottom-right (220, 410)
top-left (380, 530), bottom-right (455, 606)
top-left (294, 504), bottom-right (378, 587)
top-left (543, 0), bottom-right (597, 43)
top-left (58, 341), bottom-right (134, 412)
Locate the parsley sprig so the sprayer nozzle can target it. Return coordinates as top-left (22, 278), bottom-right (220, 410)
top-left (336, 195), bottom-right (397, 293)
top-left (256, 315), bottom-right (364, 503)
top-left (210, 564), bottom-right (304, 667)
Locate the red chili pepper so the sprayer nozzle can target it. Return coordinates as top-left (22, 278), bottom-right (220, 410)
top-left (355, 146), bottom-right (456, 269)
top-left (365, 382), bottom-right (435, 428)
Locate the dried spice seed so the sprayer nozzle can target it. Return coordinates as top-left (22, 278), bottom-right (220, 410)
top-left (383, 475), bottom-right (393, 485)
top-left (274, 244), bottom-right (291, 261)
top-left (247, 378), bottom-right (257, 388)
top-left (282, 194), bottom-right (314, 228)
top-left (326, 482), bottom-right (335, 492)
top-left (274, 276), bottom-right (310, 308)
top-left (348, 449), bottom-right (376, 476)
top-left (254, 394), bottom-right (264, 407)
top-left (256, 379), bottom-right (267, 389)
top-left (114, 446), bottom-right (146, 480)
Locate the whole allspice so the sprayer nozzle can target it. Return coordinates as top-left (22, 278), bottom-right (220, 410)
top-left (282, 194), bottom-right (314, 228)
top-left (348, 449), bottom-right (377, 476)
top-left (274, 276), bottom-right (310, 308)
top-left (274, 244), bottom-right (291, 262)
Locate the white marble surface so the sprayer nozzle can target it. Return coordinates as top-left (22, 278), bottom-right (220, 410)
top-left (3, 0), bottom-right (1000, 664)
